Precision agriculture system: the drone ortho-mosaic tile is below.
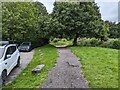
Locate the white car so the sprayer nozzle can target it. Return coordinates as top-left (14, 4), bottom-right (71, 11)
top-left (0, 44), bottom-right (20, 86)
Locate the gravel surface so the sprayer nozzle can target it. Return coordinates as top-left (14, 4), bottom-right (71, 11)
top-left (41, 47), bottom-right (88, 88)
top-left (5, 50), bottom-right (34, 85)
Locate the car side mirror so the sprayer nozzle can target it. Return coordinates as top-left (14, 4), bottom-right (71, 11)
top-left (6, 55), bottom-right (11, 59)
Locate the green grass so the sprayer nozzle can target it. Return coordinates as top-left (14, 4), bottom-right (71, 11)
top-left (3, 44), bottom-right (58, 88)
top-left (70, 46), bottom-right (118, 88)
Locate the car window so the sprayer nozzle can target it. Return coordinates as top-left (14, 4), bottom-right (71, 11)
top-left (11, 46), bottom-right (16, 53)
top-left (21, 42), bottom-right (30, 46)
top-left (0, 48), bottom-right (5, 59)
top-left (6, 47), bottom-right (13, 55)
top-left (6, 46), bottom-right (16, 55)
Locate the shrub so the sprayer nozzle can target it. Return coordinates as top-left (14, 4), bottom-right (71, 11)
top-left (84, 39), bottom-right (91, 46)
top-left (78, 38), bottom-right (89, 46)
top-left (61, 38), bottom-right (67, 42)
top-left (52, 38), bottom-right (60, 43)
top-left (100, 41), bottom-right (111, 48)
top-left (78, 38), bottom-right (119, 50)
top-left (97, 39), bottom-right (120, 49)
top-left (90, 38), bottom-right (100, 46)
top-left (78, 38), bottom-right (100, 47)
top-left (111, 40), bottom-right (120, 49)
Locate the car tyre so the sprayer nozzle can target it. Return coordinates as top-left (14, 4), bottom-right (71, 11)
top-left (16, 57), bottom-right (20, 67)
top-left (1, 70), bottom-right (7, 86)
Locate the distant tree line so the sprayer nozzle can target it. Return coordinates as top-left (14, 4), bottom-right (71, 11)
top-left (2, 1), bottom-right (119, 46)
top-left (105, 21), bottom-right (120, 39)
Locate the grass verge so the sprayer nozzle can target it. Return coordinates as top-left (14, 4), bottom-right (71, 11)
top-left (70, 46), bottom-right (118, 88)
top-left (3, 44), bottom-right (58, 88)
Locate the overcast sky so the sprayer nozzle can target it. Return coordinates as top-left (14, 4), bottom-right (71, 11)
top-left (36, 0), bottom-right (119, 22)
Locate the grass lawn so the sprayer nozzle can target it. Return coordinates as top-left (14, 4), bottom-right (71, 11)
top-left (70, 46), bottom-right (118, 88)
top-left (3, 45), bottom-right (58, 88)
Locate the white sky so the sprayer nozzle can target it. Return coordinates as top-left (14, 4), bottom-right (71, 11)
top-left (35, 0), bottom-right (119, 22)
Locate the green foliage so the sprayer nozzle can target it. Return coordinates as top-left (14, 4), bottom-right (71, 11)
top-left (90, 38), bottom-right (101, 46)
top-left (50, 38), bottom-right (72, 46)
top-left (93, 20), bottom-right (109, 41)
top-left (50, 38), bottom-right (120, 50)
top-left (100, 41), bottom-right (112, 48)
top-left (111, 40), bottom-right (120, 49)
top-left (78, 38), bottom-right (100, 47)
top-left (51, 38), bottom-right (61, 43)
top-left (106, 21), bottom-right (119, 38)
top-left (70, 47), bottom-right (118, 88)
top-left (99, 39), bottom-right (120, 49)
top-left (52, 1), bottom-right (109, 45)
top-left (2, 2), bottom-right (49, 46)
top-left (3, 45), bottom-right (58, 88)
top-left (78, 38), bottom-right (119, 49)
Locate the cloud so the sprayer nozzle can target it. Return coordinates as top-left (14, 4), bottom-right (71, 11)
top-left (96, 1), bottom-right (118, 22)
top-left (95, 0), bottom-right (119, 2)
top-left (37, 0), bottom-right (118, 22)
top-left (42, 2), bottom-right (54, 13)
top-left (36, 0), bottom-right (55, 13)
top-left (118, 1), bottom-right (120, 22)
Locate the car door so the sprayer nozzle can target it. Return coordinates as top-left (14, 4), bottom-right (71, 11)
top-left (5, 46), bottom-right (17, 75)
top-left (3, 46), bottom-right (13, 75)
top-left (10, 46), bottom-right (17, 66)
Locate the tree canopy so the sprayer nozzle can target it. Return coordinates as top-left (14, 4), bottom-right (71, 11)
top-left (2, 1), bottom-right (114, 46)
top-left (2, 2), bottom-right (49, 46)
top-left (51, 1), bottom-right (109, 45)
top-left (105, 21), bottom-right (119, 39)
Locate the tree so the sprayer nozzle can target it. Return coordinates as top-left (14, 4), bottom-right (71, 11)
top-left (117, 22), bottom-right (120, 38)
top-left (2, 2), bottom-right (49, 46)
top-left (52, 1), bottom-right (109, 45)
top-left (105, 21), bottom-right (119, 39)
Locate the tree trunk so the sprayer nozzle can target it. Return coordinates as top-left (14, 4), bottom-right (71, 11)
top-left (73, 34), bottom-right (79, 46)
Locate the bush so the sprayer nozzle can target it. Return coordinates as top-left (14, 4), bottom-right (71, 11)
top-left (84, 39), bottom-right (91, 46)
top-left (52, 38), bottom-right (60, 43)
top-left (78, 38), bottom-right (119, 50)
top-left (100, 39), bottom-right (120, 49)
top-left (61, 38), bottom-right (67, 42)
top-left (78, 38), bottom-right (101, 47)
top-left (100, 41), bottom-right (111, 48)
top-left (78, 38), bottom-right (86, 46)
top-left (50, 38), bottom-right (72, 46)
top-left (90, 38), bottom-right (100, 46)
top-left (111, 40), bottom-right (120, 49)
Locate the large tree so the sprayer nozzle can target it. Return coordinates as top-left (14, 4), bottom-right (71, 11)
top-left (52, 1), bottom-right (109, 45)
top-left (2, 2), bottom-right (49, 45)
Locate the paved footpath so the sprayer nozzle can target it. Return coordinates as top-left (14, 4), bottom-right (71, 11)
top-left (41, 47), bottom-right (88, 88)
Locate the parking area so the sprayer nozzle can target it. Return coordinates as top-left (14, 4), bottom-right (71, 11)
top-left (5, 50), bottom-right (34, 85)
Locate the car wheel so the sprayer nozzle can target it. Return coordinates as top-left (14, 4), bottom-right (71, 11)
top-left (16, 57), bottom-right (20, 67)
top-left (1, 70), bottom-right (7, 86)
